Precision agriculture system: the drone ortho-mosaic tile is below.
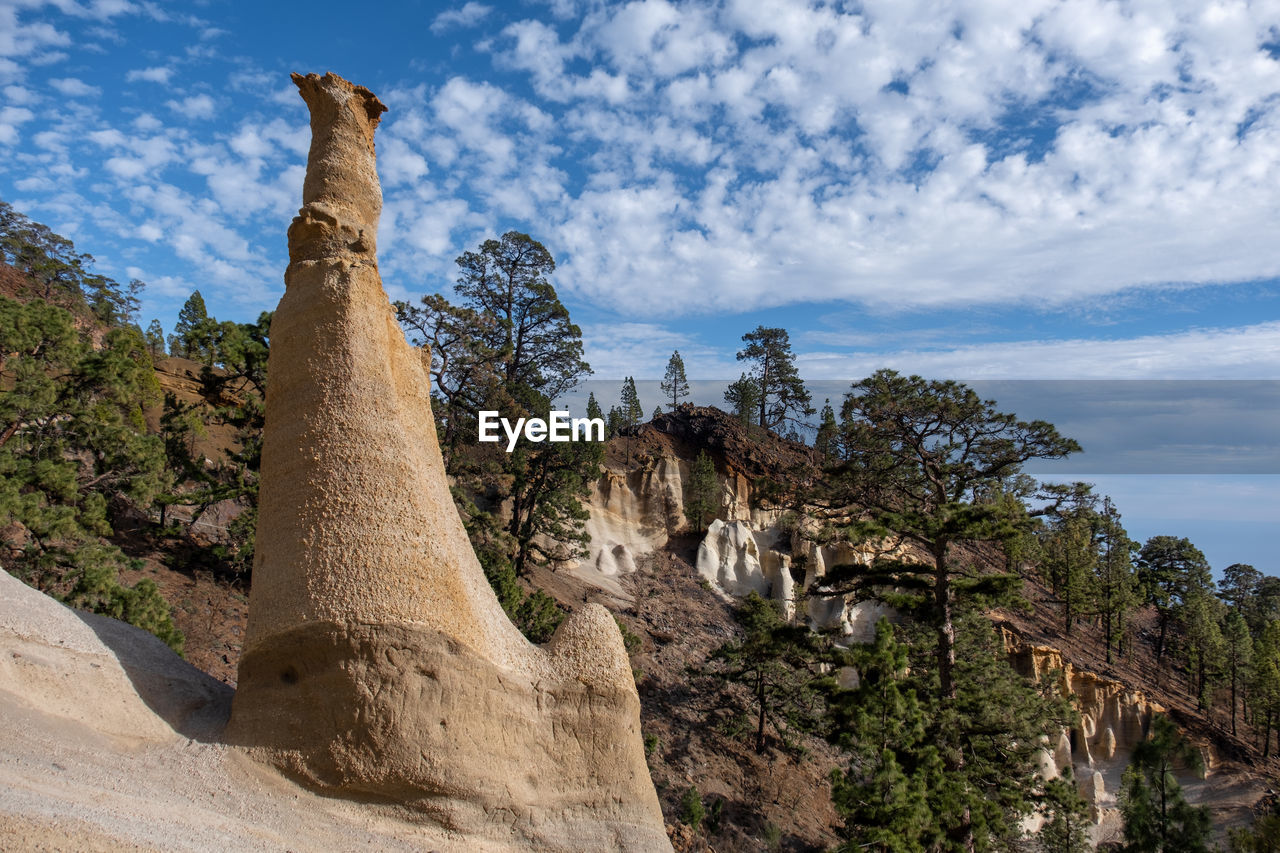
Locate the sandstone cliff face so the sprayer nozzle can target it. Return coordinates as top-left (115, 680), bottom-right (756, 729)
top-left (573, 429), bottom-right (891, 640)
top-left (1002, 628), bottom-right (1221, 840)
top-left (583, 455), bottom-right (686, 576)
top-left (225, 72), bottom-right (667, 852)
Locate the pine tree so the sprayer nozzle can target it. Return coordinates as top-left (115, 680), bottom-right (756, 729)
top-left (405, 231), bottom-right (595, 577)
top-left (173, 290), bottom-right (210, 360)
top-left (661, 349), bottom-right (690, 410)
top-left (1221, 563), bottom-right (1265, 632)
top-left (1182, 589), bottom-right (1225, 709)
top-left (1119, 714), bottom-right (1212, 852)
top-left (1094, 496), bottom-right (1138, 663)
top-left (684, 450), bottom-right (718, 532)
top-left (724, 373), bottom-right (759, 427)
top-left (0, 296), bottom-right (179, 651)
top-left (1138, 536), bottom-right (1214, 661)
top-left (706, 592), bottom-right (826, 753)
top-left (1040, 482), bottom-right (1098, 636)
top-left (828, 614), bottom-right (1079, 852)
top-left (606, 405), bottom-right (626, 438)
top-left (144, 319), bottom-right (166, 360)
top-left (1223, 611), bottom-right (1253, 736)
top-left (814, 399), bottom-right (837, 458)
top-left (736, 326), bottom-right (813, 432)
top-left (829, 618), bottom-right (937, 852)
top-left (620, 376), bottom-right (643, 428)
top-left (819, 370), bottom-right (1078, 702)
top-left (818, 370), bottom-right (1078, 851)
top-left (1039, 767), bottom-right (1092, 853)
top-left (651, 405), bottom-right (661, 421)
top-left (1254, 622), bottom-right (1280, 756)
top-left (453, 231), bottom-right (589, 401)
top-left (585, 391), bottom-right (603, 423)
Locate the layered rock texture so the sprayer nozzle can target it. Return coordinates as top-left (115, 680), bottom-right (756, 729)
top-left (1002, 629), bottom-right (1225, 841)
top-left (569, 410), bottom-right (897, 640)
top-left (224, 72), bottom-right (667, 851)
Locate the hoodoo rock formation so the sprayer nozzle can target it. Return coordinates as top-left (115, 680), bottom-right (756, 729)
top-left (225, 72), bottom-right (668, 851)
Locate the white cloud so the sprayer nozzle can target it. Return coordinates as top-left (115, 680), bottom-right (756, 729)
top-left (87, 127), bottom-right (125, 147)
top-left (0, 11), bottom-right (72, 64)
top-left (0, 105), bottom-right (34, 145)
top-left (7, 0), bottom-right (1280, 348)
top-left (166, 93), bottom-right (215, 120)
top-left (126, 65), bottom-right (172, 84)
top-left (797, 322), bottom-right (1280, 380)
top-left (104, 155), bottom-right (147, 178)
top-left (580, 321), bottom-right (726, 378)
top-left (49, 76), bottom-right (100, 97)
top-left (586, 0), bottom-right (735, 77)
top-left (430, 2), bottom-right (492, 34)
top-left (3, 84), bottom-right (36, 104)
top-left (379, 137), bottom-right (430, 187)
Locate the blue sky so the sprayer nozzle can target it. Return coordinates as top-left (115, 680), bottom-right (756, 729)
top-left (2, 0), bottom-right (1279, 574)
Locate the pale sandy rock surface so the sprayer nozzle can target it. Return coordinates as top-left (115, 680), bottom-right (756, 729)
top-left (1005, 630), bottom-right (1264, 843)
top-left (0, 568), bottom-right (477, 852)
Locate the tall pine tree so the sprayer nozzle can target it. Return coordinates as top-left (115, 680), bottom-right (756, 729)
top-left (1138, 536), bottom-right (1213, 661)
top-left (619, 376), bottom-right (643, 428)
top-left (818, 370), bottom-right (1078, 851)
top-left (706, 592), bottom-right (826, 753)
top-left (684, 450), bottom-right (718, 533)
top-left (736, 326), bottom-right (812, 432)
top-left (1094, 496), bottom-right (1138, 664)
top-left (1120, 714), bottom-right (1212, 852)
top-left (661, 349), bottom-right (689, 410)
top-left (1040, 482), bottom-right (1098, 636)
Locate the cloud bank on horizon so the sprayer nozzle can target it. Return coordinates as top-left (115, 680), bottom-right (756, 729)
top-left (1, 0), bottom-right (1279, 379)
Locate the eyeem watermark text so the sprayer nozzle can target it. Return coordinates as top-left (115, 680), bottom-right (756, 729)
top-left (478, 411), bottom-right (605, 452)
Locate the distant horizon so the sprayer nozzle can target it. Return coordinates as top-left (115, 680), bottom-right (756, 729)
top-left (564, 379), bottom-right (1280, 577)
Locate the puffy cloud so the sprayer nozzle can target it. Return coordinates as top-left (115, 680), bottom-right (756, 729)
top-left (126, 65), bottom-right (171, 84)
top-left (430, 2), bottom-right (492, 34)
top-left (7, 0), bottom-right (1280, 354)
top-left (0, 105), bottom-right (35, 145)
top-left (579, 321), bottom-right (728, 378)
top-left (166, 93), bottom-right (215, 120)
top-left (48, 76), bottom-right (100, 97)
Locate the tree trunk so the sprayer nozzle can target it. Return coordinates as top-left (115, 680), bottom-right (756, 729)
top-left (933, 544), bottom-right (974, 852)
top-left (934, 547), bottom-right (957, 702)
top-left (1230, 665), bottom-right (1237, 736)
top-left (1104, 608), bottom-right (1114, 665)
top-left (755, 673), bottom-right (767, 753)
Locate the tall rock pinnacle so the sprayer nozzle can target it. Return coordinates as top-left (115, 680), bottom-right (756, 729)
top-left (226, 72), bottom-right (669, 851)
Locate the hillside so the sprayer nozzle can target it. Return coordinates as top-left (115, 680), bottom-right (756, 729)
top-left (4, 188), bottom-right (1278, 849)
top-left (70, 399), bottom-right (1279, 849)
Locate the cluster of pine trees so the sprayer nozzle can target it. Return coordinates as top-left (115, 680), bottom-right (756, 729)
top-left (695, 369), bottom-right (1279, 851)
top-left (0, 201), bottom-right (275, 652)
top-left (1035, 484), bottom-right (1280, 753)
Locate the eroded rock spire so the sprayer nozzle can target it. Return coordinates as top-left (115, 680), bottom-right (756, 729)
top-left (226, 72), bottom-right (668, 851)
